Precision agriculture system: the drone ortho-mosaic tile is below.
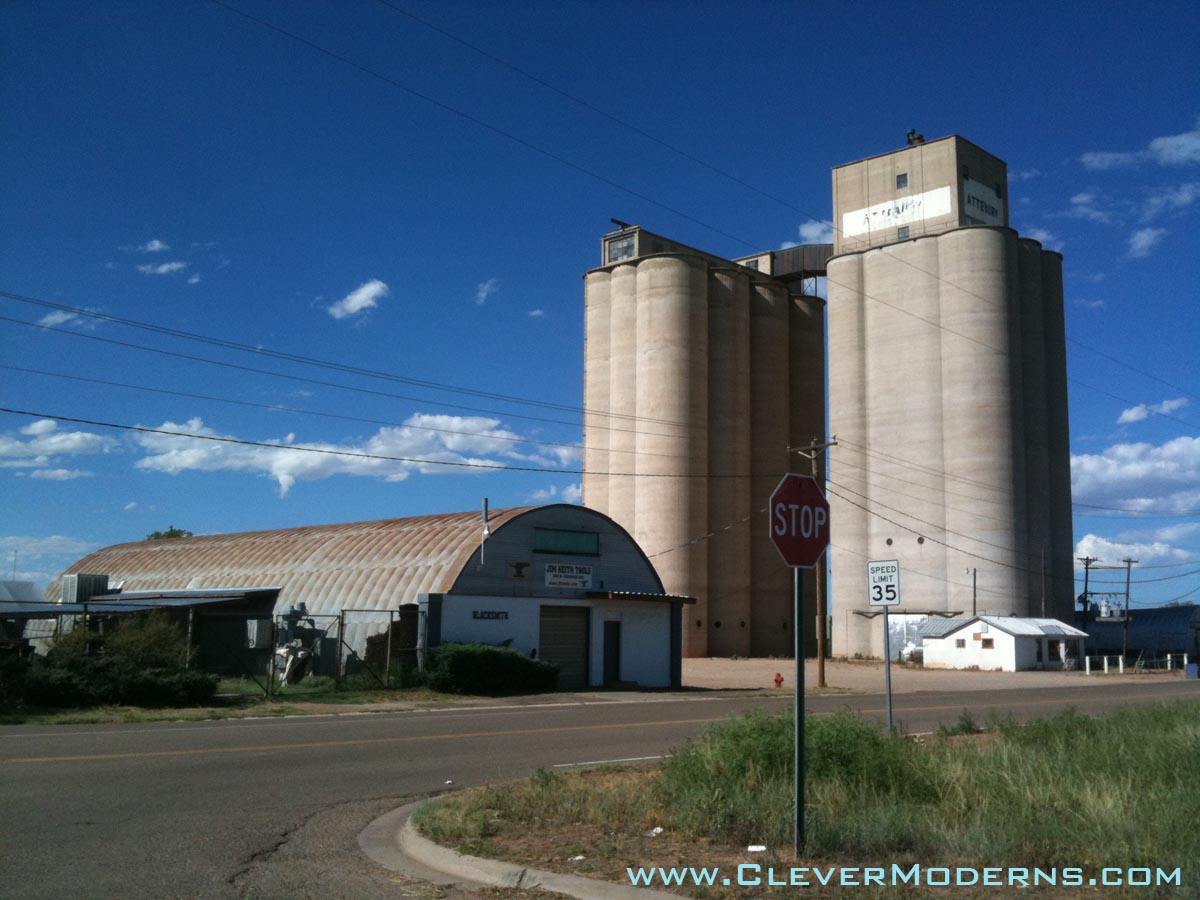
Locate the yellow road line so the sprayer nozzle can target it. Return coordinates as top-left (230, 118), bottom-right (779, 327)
top-left (3, 716), bottom-right (720, 764)
top-left (6, 686), bottom-right (1198, 765)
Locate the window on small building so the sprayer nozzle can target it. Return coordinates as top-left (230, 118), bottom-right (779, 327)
top-left (896, 173), bottom-right (908, 189)
top-left (981, 638), bottom-right (994, 650)
top-left (533, 527), bottom-right (599, 556)
top-left (606, 235), bottom-right (635, 263)
top-left (955, 638), bottom-right (966, 648)
top-left (744, 259), bottom-right (759, 271)
top-left (898, 226), bottom-right (910, 240)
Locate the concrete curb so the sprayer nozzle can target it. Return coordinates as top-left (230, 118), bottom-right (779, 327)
top-left (360, 797), bottom-right (680, 900)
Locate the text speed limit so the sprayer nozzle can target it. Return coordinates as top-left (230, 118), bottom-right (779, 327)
top-left (867, 559), bottom-right (901, 606)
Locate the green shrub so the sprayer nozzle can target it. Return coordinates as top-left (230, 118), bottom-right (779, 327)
top-left (422, 643), bottom-right (558, 694)
top-left (104, 612), bottom-right (191, 669)
top-left (14, 656), bottom-right (217, 709)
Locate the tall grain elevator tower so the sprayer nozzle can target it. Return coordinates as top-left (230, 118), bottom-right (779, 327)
top-left (582, 229), bottom-right (827, 658)
top-left (827, 135), bottom-right (1074, 657)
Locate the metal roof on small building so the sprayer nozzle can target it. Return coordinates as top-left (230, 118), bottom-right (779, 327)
top-left (920, 616), bottom-right (1087, 640)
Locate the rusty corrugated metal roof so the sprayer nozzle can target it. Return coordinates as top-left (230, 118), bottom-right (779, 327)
top-left (48, 508), bottom-right (534, 650)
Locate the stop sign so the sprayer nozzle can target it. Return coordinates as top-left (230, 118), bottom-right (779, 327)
top-left (769, 473), bottom-right (830, 568)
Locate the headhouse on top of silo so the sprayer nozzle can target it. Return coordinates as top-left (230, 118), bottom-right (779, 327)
top-left (46, 504), bottom-right (691, 690)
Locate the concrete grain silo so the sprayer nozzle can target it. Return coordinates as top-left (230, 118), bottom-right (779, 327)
top-left (827, 135), bottom-right (1074, 657)
top-left (583, 229), bottom-right (827, 657)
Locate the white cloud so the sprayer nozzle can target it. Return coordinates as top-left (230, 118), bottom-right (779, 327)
top-left (797, 220), bottom-right (835, 244)
top-left (30, 468), bottom-right (93, 481)
top-left (38, 310), bottom-right (81, 328)
top-left (327, 279), bottom-right (389, 320)
top-left (137, 261), bottom-right (188, 275)
top-left (1024, 227), bottom-right (1063, 251)
top-left (528, 309), bottom-right (545, 318)
top-left (1061, 192), bottom-right (1116, 224)
top-left (138, 239), bottom-right (171, 253)
top-left (0, 534), bottom-right (98, 563)
top-left (1147, 119), bottom-right (1200, 166)
top-left (1128, 227), bottom-right (1167, 257)
top-left (528, 482), bottom-right (582, 505)
top-left (1117, 398), bottom-right (1189, 424)
top-left (1074, 534), bottom-right (1191, 568)
top-left (1072, 298), bottom-right (1105, 310)
top-left (1071, 435), bottom-right (1200, 515)
top-left (1140, 182), bottom-right (1200, 222)
top-left (124, 501), bottom-right (139, 511)
top-left (1080, 151), bottom-right (1140, 171)
top-left (1012, 168), bottom-right (1042, 181)
top-left (37, 308), bottom-right (98, 329)
top-left (1081, 118), bottom-right (1200, 170)
top-left (475, 277), bottom-right (500, 305)
top-left (187, 274), bottom-right (202, 285)
top-left (132, 414), bottom-right (570, 498)
top-left (21, 419), bottom-right (58, 437)
top-left (0, 419), bottom-right (117, 470)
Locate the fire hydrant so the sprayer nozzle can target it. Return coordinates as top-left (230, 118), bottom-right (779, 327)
top-left (774, 672), bottom-right (784, 688)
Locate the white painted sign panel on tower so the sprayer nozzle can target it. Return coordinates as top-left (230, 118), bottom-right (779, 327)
top-left (842, 186), bottom-right (952, 237)
top-left (867, 559), bottom-right (901, 606)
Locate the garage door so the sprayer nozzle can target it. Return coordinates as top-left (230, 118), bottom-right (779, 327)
top-left (539, 606), bottom-right (589, 691)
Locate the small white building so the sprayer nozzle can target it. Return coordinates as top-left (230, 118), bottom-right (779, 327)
top-left (920, 616), bottom-right (1087, 672)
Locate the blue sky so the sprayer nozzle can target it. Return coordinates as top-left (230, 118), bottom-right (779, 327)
top-left (1, 1), bottom-right (1197, 608)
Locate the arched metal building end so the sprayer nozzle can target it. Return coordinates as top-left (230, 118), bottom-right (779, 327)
top-left (45, 504), bottom-right (693, 690)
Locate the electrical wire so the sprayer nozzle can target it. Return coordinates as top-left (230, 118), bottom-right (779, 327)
top-left (374, 1), bottom-right (1192, 404)
top-left (205, 2), bottom-right (1194, 430)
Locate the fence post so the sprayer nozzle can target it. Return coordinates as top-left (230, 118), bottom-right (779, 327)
top-left (384, 610), bottom-right (394, 690)
top-left (1103, 656), bottom-right (1109, 674)
top-left (267, 619), bottom-right (276, 699)
top-left (336, 611), bottom-right (345, 691)
top-left (1085, 656), bottom-right (1091, 675)
top-left (1167, 654), bottom-right (1172, 671)
top-left (1118, 656), bottom-right (1124, 675)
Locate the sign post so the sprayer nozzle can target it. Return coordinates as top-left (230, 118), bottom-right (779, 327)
top-left (769, 473), bottom-right (830, 857)
top-left (867, 559), bottom-right (901, 731)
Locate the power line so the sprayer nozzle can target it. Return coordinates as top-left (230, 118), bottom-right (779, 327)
top-left (207, 0), bottom-right (762, 254)
top-left (0, 363), bottom-right (651, 459)
top-left (376, 2), bottom-right (1192, 405)
top-left (0, 406), bottom-right (761, 480)
top-left (0, 291), bottom-right (685, 430)
top-left (206, 4), bottom-right (1191, 428)
top-left (0, 313), bottom-right (676, 439)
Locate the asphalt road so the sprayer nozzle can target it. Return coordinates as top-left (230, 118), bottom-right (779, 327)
top-left (3, 681), bottom-right (1198, 900)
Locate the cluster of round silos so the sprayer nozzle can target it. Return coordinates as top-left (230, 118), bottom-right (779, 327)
top-left (827, 226), bottom-right (1073, 657)
top-left (584, 253), bottom-right (825, 658)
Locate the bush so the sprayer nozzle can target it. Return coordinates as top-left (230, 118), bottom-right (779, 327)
top-left (422, 643), bottom-right (558, 694)
top-left (9, 655), bottom-right (217, 709)
top-left (104, 612), bottom-right (191, 669)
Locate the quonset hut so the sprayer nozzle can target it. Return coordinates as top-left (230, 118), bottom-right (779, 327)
top-left (48, 505), bottom-right (691, 689)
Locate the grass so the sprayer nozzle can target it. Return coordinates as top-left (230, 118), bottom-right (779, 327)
top-left (415, 704), bottom-right (1200, 897)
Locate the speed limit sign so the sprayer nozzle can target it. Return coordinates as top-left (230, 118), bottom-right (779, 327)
top-left (867, 559), bottom-right (901, 606)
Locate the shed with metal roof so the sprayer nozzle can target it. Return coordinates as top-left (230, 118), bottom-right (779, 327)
top-left (46, 504), bottom-right (691, 689)
top-left (919, 616), bottom-right (1087, 671)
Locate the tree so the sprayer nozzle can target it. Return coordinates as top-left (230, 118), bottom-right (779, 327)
top-left (146, 525), bottom-right (193, 540)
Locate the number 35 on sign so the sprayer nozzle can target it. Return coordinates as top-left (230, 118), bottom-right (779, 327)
top-left (867, 559), bottom-right (901, 606)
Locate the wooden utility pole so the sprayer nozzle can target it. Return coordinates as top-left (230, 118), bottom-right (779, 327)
top-left (1121, 558), bottom-right (1137, 659)
top-left (789, 437), bottom-right (838, 688)
top-left (1077, 556), bottom-right (1097, 617)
